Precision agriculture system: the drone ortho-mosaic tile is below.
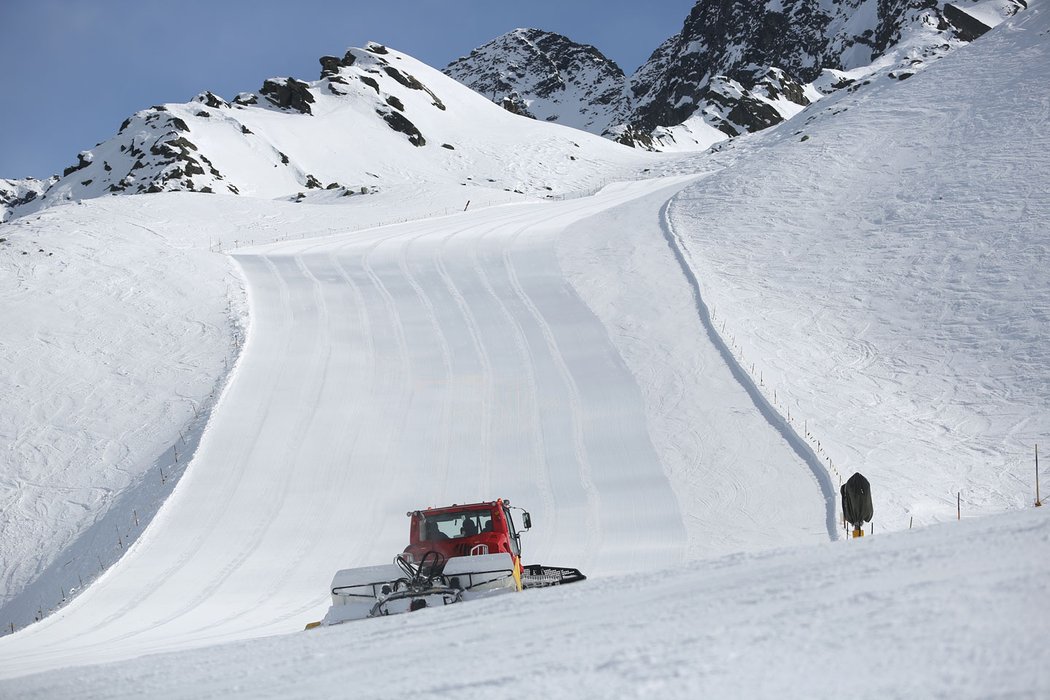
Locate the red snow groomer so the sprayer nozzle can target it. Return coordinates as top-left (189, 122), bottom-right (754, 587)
top-left (313, 499), bottom-right (584, 626)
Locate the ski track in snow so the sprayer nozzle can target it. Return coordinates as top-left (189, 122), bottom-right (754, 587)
top-left (0, 175), bottom-right (841, 677)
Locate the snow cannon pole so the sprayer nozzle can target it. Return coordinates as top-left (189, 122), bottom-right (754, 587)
top-left (841, 473), bottom-right (873, 538)
top-left (1036, 444), bottom-right (1042, 507)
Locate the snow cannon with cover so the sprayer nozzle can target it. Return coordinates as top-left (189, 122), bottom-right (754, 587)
top-left (841, 472), bottom-right (874, 538)
top-left (312, 498), bottom-right (585, 627)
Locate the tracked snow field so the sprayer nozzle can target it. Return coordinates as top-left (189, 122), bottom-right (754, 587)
top-left (0, 176), bottom-right (832, 677)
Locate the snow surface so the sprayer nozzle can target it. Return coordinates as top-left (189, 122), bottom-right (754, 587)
top-left (0, 0), bottom-right (1048, 695)
top-left (5, 508), bottom-right (1048, 698)
top-left (0, 174), bottom-right (835, 679)
top-left (661, 0), bottom-right (1050, 530)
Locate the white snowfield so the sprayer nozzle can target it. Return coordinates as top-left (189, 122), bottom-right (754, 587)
top-left (0, 174), bottom-right (835, 678)
top-left (662, 0), bottom-right (1050, 530)
top-left (5, 509), bottom-right (1049, 698)
top-left (1, 0), bottom-right (1049, 694)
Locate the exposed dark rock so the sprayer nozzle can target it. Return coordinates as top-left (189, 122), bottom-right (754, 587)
top-left (386, 95), bottom-right (404, 111)
top-left (196, 110), bottom-right (211, 118)
top-left (441, 143), bottom-right (455, 150)
top-left (320, 55), bottom-right (343, 78)
top-left (260, 78), bottom-right (315, 114)
top-left (305, 174), bottom-right (323, 189)
top-left (62, 152), bottom-right (93, 177)
top-left (605, 0), bottom-right (967, 143)
top-left (241, 125), bottom-right (252, 135)
top-left (377, 109), bottom-right (426, 146)
top-left (943, 3), bottom-right (992, 41)
top-left (444, 28), bottom-right (629, 134)
top-left (360, 76), bottom-right (380, 93)
top-left (196, 91), bottom-right (229, 109)
top-left (381, 65), bottom-right (446, 110)
top-left (233, 93), bottom-right (258, 106)
top-left (725, 94), bottom-right (783, 132)
top-left (500, 93), bottom-right (535, 119)
top-left (382, 65), bottom-right (425, 90)
top-left (366, 42), bottom-right (389, 54)
top-left (609, 124), bottom-right (656, 149)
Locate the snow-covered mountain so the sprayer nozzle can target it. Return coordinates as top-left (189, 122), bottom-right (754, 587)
top-left (445, 0), bottom-right (1027, 150)
top-left (0, 178), bottom-right (54, 223)
top-left (5, 41), bottom-right (646, 223)
top-left (444, 28), bottom-right (631, 134)
top-left (621, 0), bottom-right (1028, 148)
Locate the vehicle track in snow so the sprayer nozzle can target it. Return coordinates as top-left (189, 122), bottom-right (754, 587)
top-left (0, 177), bottom-right (826, 677)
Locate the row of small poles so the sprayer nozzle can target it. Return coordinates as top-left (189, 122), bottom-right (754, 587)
top-left (713, 305), bottom-right (1047, 533)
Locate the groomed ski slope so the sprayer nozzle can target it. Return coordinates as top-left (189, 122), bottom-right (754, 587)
top-left (0, 176), bottom-right (833, 678)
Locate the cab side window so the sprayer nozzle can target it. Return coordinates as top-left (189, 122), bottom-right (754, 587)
top-left (502, 507), bottom-right (520, 556)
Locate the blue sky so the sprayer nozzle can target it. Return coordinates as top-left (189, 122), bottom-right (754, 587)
top-left (0, 0), bottom-right (694, 180)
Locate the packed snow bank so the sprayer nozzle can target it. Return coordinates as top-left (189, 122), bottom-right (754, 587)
top-left (4, 506), bottom-right (1046, 697)
top-left (664, 2), bottom-right (1050, 530)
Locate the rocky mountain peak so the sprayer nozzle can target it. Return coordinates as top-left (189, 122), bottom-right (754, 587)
top-left (443, 28), bottom-right (630, 134)
top-left (445, 0), bottom-right (1026, 151)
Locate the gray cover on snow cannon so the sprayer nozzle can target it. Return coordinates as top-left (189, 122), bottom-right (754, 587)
top-left (840, 472), bottom-right (873, 528)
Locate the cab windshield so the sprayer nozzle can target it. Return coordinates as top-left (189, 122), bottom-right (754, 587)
top-left (421, 510), bottom-right (493, 541)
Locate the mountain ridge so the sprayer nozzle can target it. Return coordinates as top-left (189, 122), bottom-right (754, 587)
top-left (444, 0), bottom-right (1027, 150)
top-left (2, 41), bottom-right (646, 223)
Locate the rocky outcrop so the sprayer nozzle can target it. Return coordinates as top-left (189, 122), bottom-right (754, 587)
top-left (1, 177), bottom-right (55, 222)
top-left (446, 0), bottom-right (1019, 150)
top-left (260, 78), bottom-right (316, 115)
top-left (624, 0), bottom-right (951, 137)
top-left (444, 28), bottom-right (631, 134)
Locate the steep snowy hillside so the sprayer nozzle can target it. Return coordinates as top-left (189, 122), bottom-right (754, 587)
top-left (620, 0), bottom-right (1027, 148)
top-left (444, 29), bottom-right (631, 134)
top-left (662, 0), bottom-right (1049, 529)
top-left (7, 42), bottom-right (649, 222)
